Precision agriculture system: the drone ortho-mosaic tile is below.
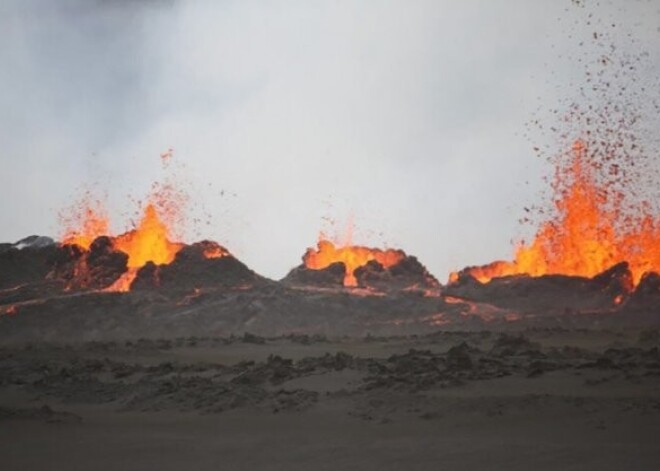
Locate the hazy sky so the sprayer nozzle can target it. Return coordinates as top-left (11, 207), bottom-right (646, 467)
top-left (1, 0), bottom-right (659, 281)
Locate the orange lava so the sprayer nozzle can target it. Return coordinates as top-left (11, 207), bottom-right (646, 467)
top-left (104, 268), bottom-right (139, 293)
top-left (456, 140), bottom-right (660, 287)
top-left (104, 204), bottom-right (184, 292)
top-left (57, 152), bottom-right (199, 292)
top-left (114, 205), bottom-right (183, 269)
top-left (60, 200), bottom-right (184, 293)
top-left (203, 244), bottom-right (229, 259)
top-left (304, 239), bottom-right (405, 287)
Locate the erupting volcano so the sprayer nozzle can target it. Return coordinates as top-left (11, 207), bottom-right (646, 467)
top-left (57, 180), bottom-right (189, 292)
top-left (451, 23), bottom-right (660, 292)
top-left (283, 227), bottom-right (439, 293)
top-left (303, 239), bottom-right (405, 287)
top-left (454, 139), bottom-right (660, 289)
top-left (103, 204), bottom-right (185, 292)
top-left (1, 3), bottom-right (658, 337)
top-left (50, 155), bottom-right (243, 293)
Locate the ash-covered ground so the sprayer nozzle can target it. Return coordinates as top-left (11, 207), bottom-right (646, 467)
top-left (2, 330), bottom-right (660, 470)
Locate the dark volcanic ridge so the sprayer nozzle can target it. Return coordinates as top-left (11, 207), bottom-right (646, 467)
top-left (0, 235), bottom-right (659, 342)
top-left (131, 241), bottom-right (267, 295)
top-left (447, 261), bottom-right (660, 317)
top-left (0, 235), bottom-right (267, 303)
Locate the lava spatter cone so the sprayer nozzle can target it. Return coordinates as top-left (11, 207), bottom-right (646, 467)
top-left (282, 239), bottom-right (439, 293)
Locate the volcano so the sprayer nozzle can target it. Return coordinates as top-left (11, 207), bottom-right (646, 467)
top-left (446, 261), bottom-right (632, 314)
top-left (0, 192), bottom-right (267, 313)
top-left (0, 234), bottom-right (266, 303)
top-left (445, 137), bottom-right (660, 316)
top-left (130, 240), bottom-right (265, 295)
top-left (282, 239), bottom-right (440, 294)
top-left (0, 232), bottom-right (461, 342)
top-left (445, 139), bottom-right (660, 316)
top-left (450, 141), bottom-right (660, 287)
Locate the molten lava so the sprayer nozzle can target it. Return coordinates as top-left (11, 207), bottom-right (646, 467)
top-left (104, 204), bottom-right (184, 292)
top-left (54, 151), bottom-right (224, 292)
top-left (304, 239), bottom-right (405, 287)
top-left (114, 204), bottom-right (183, 269)
top-left (203, 244), bottom-right (229, 259)
top-left (60, 199), bottom-right (185, 292)
top-left (457, 140), bottom-right (660, 287)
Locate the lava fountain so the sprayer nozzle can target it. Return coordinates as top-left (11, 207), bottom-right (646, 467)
top-left (59, 199), bottom-right (186, 292)
top-left (57, 152), bottom-right (226, 292)
top-left (454, 140), bottom-right (660, 288)
top-left (104, 204), bottom-right (185, 292)
top-left (452, 15), bottom-right (660, 289)
top-left (303, 238), bottom-right (405, 287)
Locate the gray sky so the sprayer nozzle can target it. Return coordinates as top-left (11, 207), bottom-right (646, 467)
top-left (1, 0), bottom-right (659, 281)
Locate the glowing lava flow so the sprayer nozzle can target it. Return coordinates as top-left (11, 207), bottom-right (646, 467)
top-left (304, 239), bottom-right (405, 287)
top-left (456, 140), bottom-right (660, 287)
